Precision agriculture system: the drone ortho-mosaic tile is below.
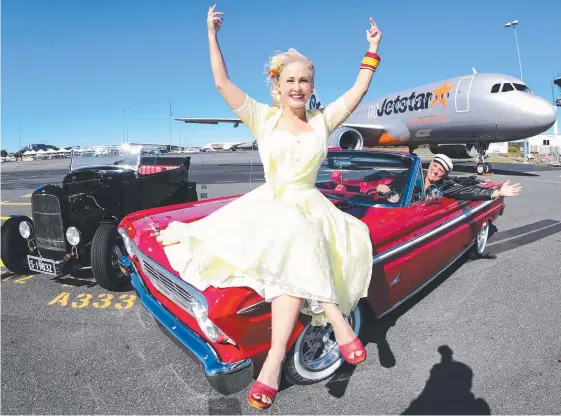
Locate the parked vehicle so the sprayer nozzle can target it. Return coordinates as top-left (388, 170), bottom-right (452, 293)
top-left (1, 145), bottom-right (198, 290)
top-left (117, 150), bottom-right (505, 395)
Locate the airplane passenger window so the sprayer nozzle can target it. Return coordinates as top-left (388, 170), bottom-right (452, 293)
top-left (491, 83), bottom-right (501, 93)
top-left (502, 83), bottom-right (515, 92)
top-left (513, 83), bottom-right (532, 93)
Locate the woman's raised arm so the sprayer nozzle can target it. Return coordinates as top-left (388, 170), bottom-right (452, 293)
top-left (339, 17), bottom-right (383, 113)
top-left (207, 4), bottom-right (246, 110)
top-left (322, 17), bottom-right (383, 134)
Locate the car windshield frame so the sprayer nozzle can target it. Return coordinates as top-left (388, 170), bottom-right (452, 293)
top-left (317, 150), bottom-right (420, 208)
top-left (69, 144), bottom-right (144, 173)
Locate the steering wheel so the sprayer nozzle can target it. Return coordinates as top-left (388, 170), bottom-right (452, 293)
top-left (366, 185), bottom-right (401, 203)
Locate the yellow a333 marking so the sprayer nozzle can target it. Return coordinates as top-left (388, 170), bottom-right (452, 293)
top-left (48, 292), bottom-right (137, 310)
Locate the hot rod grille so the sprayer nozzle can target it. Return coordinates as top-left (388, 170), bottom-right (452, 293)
top-left (32, 194), bottom-right (66, 256)
top-left (140, 257), bottom-right (196, 314)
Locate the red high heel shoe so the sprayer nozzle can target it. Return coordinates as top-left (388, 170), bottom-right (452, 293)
top-left (247, 381), bottom-right (278, 411)
top-left (339, 336), bottom-right (367, 365)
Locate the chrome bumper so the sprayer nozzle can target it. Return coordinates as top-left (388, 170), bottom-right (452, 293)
top-left (119, 256), bottom-right (254, 395)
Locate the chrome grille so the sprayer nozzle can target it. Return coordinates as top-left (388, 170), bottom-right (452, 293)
top-left (139, 255), bottom-right (203, 316)
top-left (32, 193), bottom-right (66, 257)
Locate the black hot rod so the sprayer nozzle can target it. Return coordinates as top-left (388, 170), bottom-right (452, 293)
top-left (1, 146), bottom-right (198, 290)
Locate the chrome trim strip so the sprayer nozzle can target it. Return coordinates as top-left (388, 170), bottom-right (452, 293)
top-left (377, 241), bottom-right (475, 319)
top-left (125, 256), bottom-right (253, 381)
top-left (372, 200), bottom-right (494, 265)
top-left (237, 299), bottom-right (267, 315)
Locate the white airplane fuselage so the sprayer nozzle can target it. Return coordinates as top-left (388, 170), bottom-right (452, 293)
top-left (329, 73), bottom-right (556, 157)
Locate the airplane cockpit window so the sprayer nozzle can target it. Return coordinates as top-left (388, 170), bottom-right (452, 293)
top-left (513, 83), bottom-right (532, 93)
top-left (491, 83), bottom-right (501, 93)
top-left (502, 83), bottom-right (515, 92)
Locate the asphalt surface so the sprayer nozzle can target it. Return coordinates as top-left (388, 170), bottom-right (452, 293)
top-left (1, 152), bottom-right (561, 415)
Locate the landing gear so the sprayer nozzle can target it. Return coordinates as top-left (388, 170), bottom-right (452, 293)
top-left (474, 143), bottom-right (492, 175)
top-left (408, 145), bottom-right (418, 155)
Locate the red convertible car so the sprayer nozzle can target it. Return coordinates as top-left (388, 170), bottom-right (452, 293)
top-left (117, 150), bottom-right (505, 395)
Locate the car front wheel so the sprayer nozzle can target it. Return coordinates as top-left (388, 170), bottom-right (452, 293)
top-left (283, 303), bottom-right (363, 385)
top-left (91, 223), bottom-right (129, 291)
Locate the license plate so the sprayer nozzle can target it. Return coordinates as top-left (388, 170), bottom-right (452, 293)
top-left (27, 255), bottom-right (58, 276)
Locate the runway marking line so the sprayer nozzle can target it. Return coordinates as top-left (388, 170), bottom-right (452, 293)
top-left (22, 194), bottom-right (32, 198)
top-left (521, 178), bottom-right (561, 185)
top-left (0, 202), bottom-right (31, 206)
top-left (14, 275), bottom-right (34, 284)
top-left (1, 216), bottom-right (11, 221)
top-left (48, 292), bottom-right (137, 309)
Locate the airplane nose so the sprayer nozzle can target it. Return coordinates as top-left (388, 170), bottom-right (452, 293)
top-left (533, 99), bottom-right (557, 130)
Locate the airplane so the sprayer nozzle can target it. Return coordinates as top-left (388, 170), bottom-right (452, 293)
top-left (173, 72), bottom-right (557, 175)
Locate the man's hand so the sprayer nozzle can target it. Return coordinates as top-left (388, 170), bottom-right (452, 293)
top-left (499, 180), bottom-right (522, 197)
top-left (376, 184), bottom-right (390, 194)
top-left (492, 179), bottom-right (522, 198)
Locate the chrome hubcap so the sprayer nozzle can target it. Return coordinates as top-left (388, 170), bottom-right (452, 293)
top-left (477, 221), bottom-right (489, 253)
top-left (299, 313), bottom-right (354, 372)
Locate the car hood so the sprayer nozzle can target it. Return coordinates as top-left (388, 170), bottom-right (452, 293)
top-left (119, 196), bottom-right (264, 310)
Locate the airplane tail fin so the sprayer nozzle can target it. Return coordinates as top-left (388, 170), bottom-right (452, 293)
top-left (306, 88), bottom-right (323, 110)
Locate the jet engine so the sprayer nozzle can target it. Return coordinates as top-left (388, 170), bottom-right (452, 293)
top-left (328, 127), bottom-right (364, 150)
top-left (429, 144), bottom-right (478, 159)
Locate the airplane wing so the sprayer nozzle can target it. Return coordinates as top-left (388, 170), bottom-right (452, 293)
top-left (172, 89), bottom-right (323, 127)
top-left (173, 117), bottom-right (241, 127)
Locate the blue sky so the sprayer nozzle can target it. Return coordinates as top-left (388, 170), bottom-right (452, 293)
top-left (2, 0), bottom-right (560, 151)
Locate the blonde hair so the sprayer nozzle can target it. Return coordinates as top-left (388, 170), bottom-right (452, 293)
top-left (264, 48), bottom-right (315, 107)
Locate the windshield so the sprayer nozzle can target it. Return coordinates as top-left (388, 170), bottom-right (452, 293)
top-left (69, 145), bottom-right (143, 172)
top-left (316, 151), bottom-right (414, 207)
top-left (513, 83), bottom-right (532, 93)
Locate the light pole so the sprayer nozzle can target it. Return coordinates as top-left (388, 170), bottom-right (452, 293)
top-left (504, 19), bottom-right (528, 161)
top-left (122, 108), bottom-right (130, 144)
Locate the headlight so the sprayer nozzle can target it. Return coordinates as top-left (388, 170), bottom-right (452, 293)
top-left (19, 221), bottom-right (32, 239)
top-left (190, 300), bottom-right (234, 344)
top-left (65, 227), bottom-right (81, 246)
top-left (118, 227), bottom-right (134, 257)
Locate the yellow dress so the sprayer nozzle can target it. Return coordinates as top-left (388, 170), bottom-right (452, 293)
top-left (159, 95), bottom-right (373, 326)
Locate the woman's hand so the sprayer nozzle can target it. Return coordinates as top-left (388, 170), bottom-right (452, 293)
top-left (366, 17), bottom-right (382, 51)
top-left (207, 4), bottom-right (224, 36)
top-left (156, 231), bottom-right (180, 247)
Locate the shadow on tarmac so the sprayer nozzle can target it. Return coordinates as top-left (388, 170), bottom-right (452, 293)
top-left (401, 345), bottom-right (491, 415)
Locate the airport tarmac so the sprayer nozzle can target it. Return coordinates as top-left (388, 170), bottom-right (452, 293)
top-left (1, 151), bottom-right (561, 415)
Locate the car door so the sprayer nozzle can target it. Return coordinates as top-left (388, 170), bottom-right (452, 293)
top-left (402, 168), bottom-right (475, 294)
top-left (367, 218), bottom-right (414, 318)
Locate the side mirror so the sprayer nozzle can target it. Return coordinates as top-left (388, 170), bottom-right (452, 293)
top-left (426, 186), bottom-right (443, 204)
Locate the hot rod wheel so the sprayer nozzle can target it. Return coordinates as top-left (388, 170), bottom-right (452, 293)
top-left (91, 223), bottom-right (129, 291)
top-left (283, 302), bottom-right (363, 385)
top-left (1, 217), bottom-right (32, 275)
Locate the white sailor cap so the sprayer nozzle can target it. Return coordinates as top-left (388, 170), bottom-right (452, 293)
top-left (433, 154), bottom-right (453, 173)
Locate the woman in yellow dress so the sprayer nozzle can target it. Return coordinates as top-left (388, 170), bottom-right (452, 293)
top-left (157, 3), bottom-right (383, 410)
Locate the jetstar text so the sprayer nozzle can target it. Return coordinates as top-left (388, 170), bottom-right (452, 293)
top-left (377, 92), bottom-right (434, 117)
